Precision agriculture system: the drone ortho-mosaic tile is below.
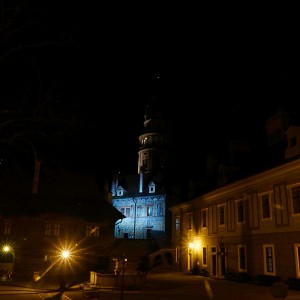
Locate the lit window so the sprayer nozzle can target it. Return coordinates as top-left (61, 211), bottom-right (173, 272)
top-left (86, 225), bottom-right (100, 237)
top-left (175, 216), bottom-right (180, 231)
top-left (148, 182), bottom-right (155, 193)
top-left (45, 223), bottom-right (60, 236)
top-left (117, 188), bottom-right (124, 196)
top-left (263, 244), bottom-right (276, 275)
top-left (146, 205), bottom-right (153, 216)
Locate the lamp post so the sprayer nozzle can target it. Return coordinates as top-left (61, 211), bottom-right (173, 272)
top-left (133, 198), bottom-right (137, 239)
top-left (60, 250), bottom-right (70, 291)
top-left (2, 245), bottom-right (13, 280)
top-left (120, 252), bottom-right (127, 300)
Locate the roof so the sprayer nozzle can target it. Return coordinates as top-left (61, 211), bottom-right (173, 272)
top-left (0, 167), bottom-right (125, 223)
top-left (112, 171), bottom-right (166, 197)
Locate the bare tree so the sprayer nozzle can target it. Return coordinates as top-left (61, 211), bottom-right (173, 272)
top-left (0, 1), bottom-right (93, 198)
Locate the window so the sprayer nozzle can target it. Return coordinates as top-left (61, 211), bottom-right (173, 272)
top-left (142, 152), bottom-right (149, 170)
top-left (157, 203), bottom-right (163, 216)
top-left (187, 213), bottom-right (192, 229)
top-left (291, 136), bottom-right (297, 147)
top-left (86, 225), bottom-right (100, 237)
top-left (175, 216), bottom-right (180, 231)
top-left (261, 193), bottom-right (271, 219)
top-left (120, 207), bottom-right (131, 217)
top-left (176, 247), bottom-right (179, 263)
top-left (136, 205), bottom-right (142, 217)
top-left (45, 223), bottom-right (60, 236)
top-left (238, 245), bottom-right (247, 271)
top-left (148, 182), bottom-right (155, 193)
top-left (146, 205), bottom-right (153, 216)
top-left (263, 244), bottom-right (276, 275)
top-left (116, 186), bottom-right (124, 196)
top-left (294, 244), bottom-right (300, 278)
top-left (237, 200), bottom-right (245, 223)
top-left (146, 228), bottom-right (152, 239)
top-left (202, 247), bottom-right (207, 266)
top-left (3, 221), bottom-right (12, 235)
top-left (218, 205), bottom-right (225, 226)
top-left (202, 209), bottom-right (207, 228)
top-left (291, 186), bottom-right (300, 214)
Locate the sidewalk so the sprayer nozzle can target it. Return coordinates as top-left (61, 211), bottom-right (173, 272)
top-left (2, 272), bottom-right (300, 299)
top-left (0, 275), bottom-right (85, 292)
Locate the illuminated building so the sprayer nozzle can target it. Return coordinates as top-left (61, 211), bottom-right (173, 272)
top-left (111, 97), bottom-right (172, 243)
top-left (170, 110), bottom-right (300, 285)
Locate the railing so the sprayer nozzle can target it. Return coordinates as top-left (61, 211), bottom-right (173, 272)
top-left (89, 271), bottom-right (147, 289)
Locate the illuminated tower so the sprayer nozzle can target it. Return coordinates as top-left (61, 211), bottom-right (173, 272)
top-left (138, 96), bottom-right (172, 174)
top-left (111, 96), bottom-right (172, 242)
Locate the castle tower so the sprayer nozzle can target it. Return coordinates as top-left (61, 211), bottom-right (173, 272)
top-left (137, 96), bottom-right (172, 174)
top-left (111, 96), bottom-right (171, 242)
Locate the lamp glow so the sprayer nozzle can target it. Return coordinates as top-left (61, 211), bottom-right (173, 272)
top-left (61, 250), bottom-right (70, 259)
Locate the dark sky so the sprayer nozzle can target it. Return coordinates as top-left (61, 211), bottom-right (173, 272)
top-left (0, 3), bottom-right (299, 180)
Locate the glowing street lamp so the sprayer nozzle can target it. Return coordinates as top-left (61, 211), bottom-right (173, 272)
top-left (188, 242), bottom-right (194, 249)
top-left (2, 245), bottom-right (10, 253)
top-left (61, 250), bottom-right (70, 259)
top-left (1, 244), bottom-right (14, 280)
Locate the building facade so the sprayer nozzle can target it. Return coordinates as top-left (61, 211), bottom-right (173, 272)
top-left (170, 123), bottom-right (300, 281)
top-left (111, 97), bottom-right (172, 243)
top-left (0, 169), bottom-right (124, 279)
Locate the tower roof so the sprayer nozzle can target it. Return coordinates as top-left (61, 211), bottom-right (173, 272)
top-left (144, 96), bottom-right (163, 120)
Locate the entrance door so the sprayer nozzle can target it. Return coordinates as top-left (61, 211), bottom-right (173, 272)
top-left (188, 252), bottom-right (193, 271)
top-left (146, 228), bottom-right (152, 239)
top-left (220, 254), bottom-right (226, 276)
top-left (211, 247), bottom-right (217, 276)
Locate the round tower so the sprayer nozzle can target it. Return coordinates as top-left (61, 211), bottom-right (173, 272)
top-left (137, 96), bottom-right (172, 174)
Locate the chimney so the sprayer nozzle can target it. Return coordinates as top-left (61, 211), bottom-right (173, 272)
top-left (139, 167), bottom-right (144, 193)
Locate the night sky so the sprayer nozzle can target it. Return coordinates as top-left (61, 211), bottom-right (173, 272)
top-left (0, 3), bottom-right (298, 182)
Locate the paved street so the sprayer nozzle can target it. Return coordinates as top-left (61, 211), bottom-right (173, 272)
top-left (1, 272), bottom-right (300, 299)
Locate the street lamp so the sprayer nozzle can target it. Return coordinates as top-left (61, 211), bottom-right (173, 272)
top-left (2, 245), bottom-right (10, 253)
top-left (59, 249), bottom-right (71, 291)
top-left (1, 244), bottom-right (13, 280)
top-left (133, 198), bottom-right (137, 239)
top-left (120, 252), bottom-right (127, 300)
top-left (61, 250), bottom-right (70, 259)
